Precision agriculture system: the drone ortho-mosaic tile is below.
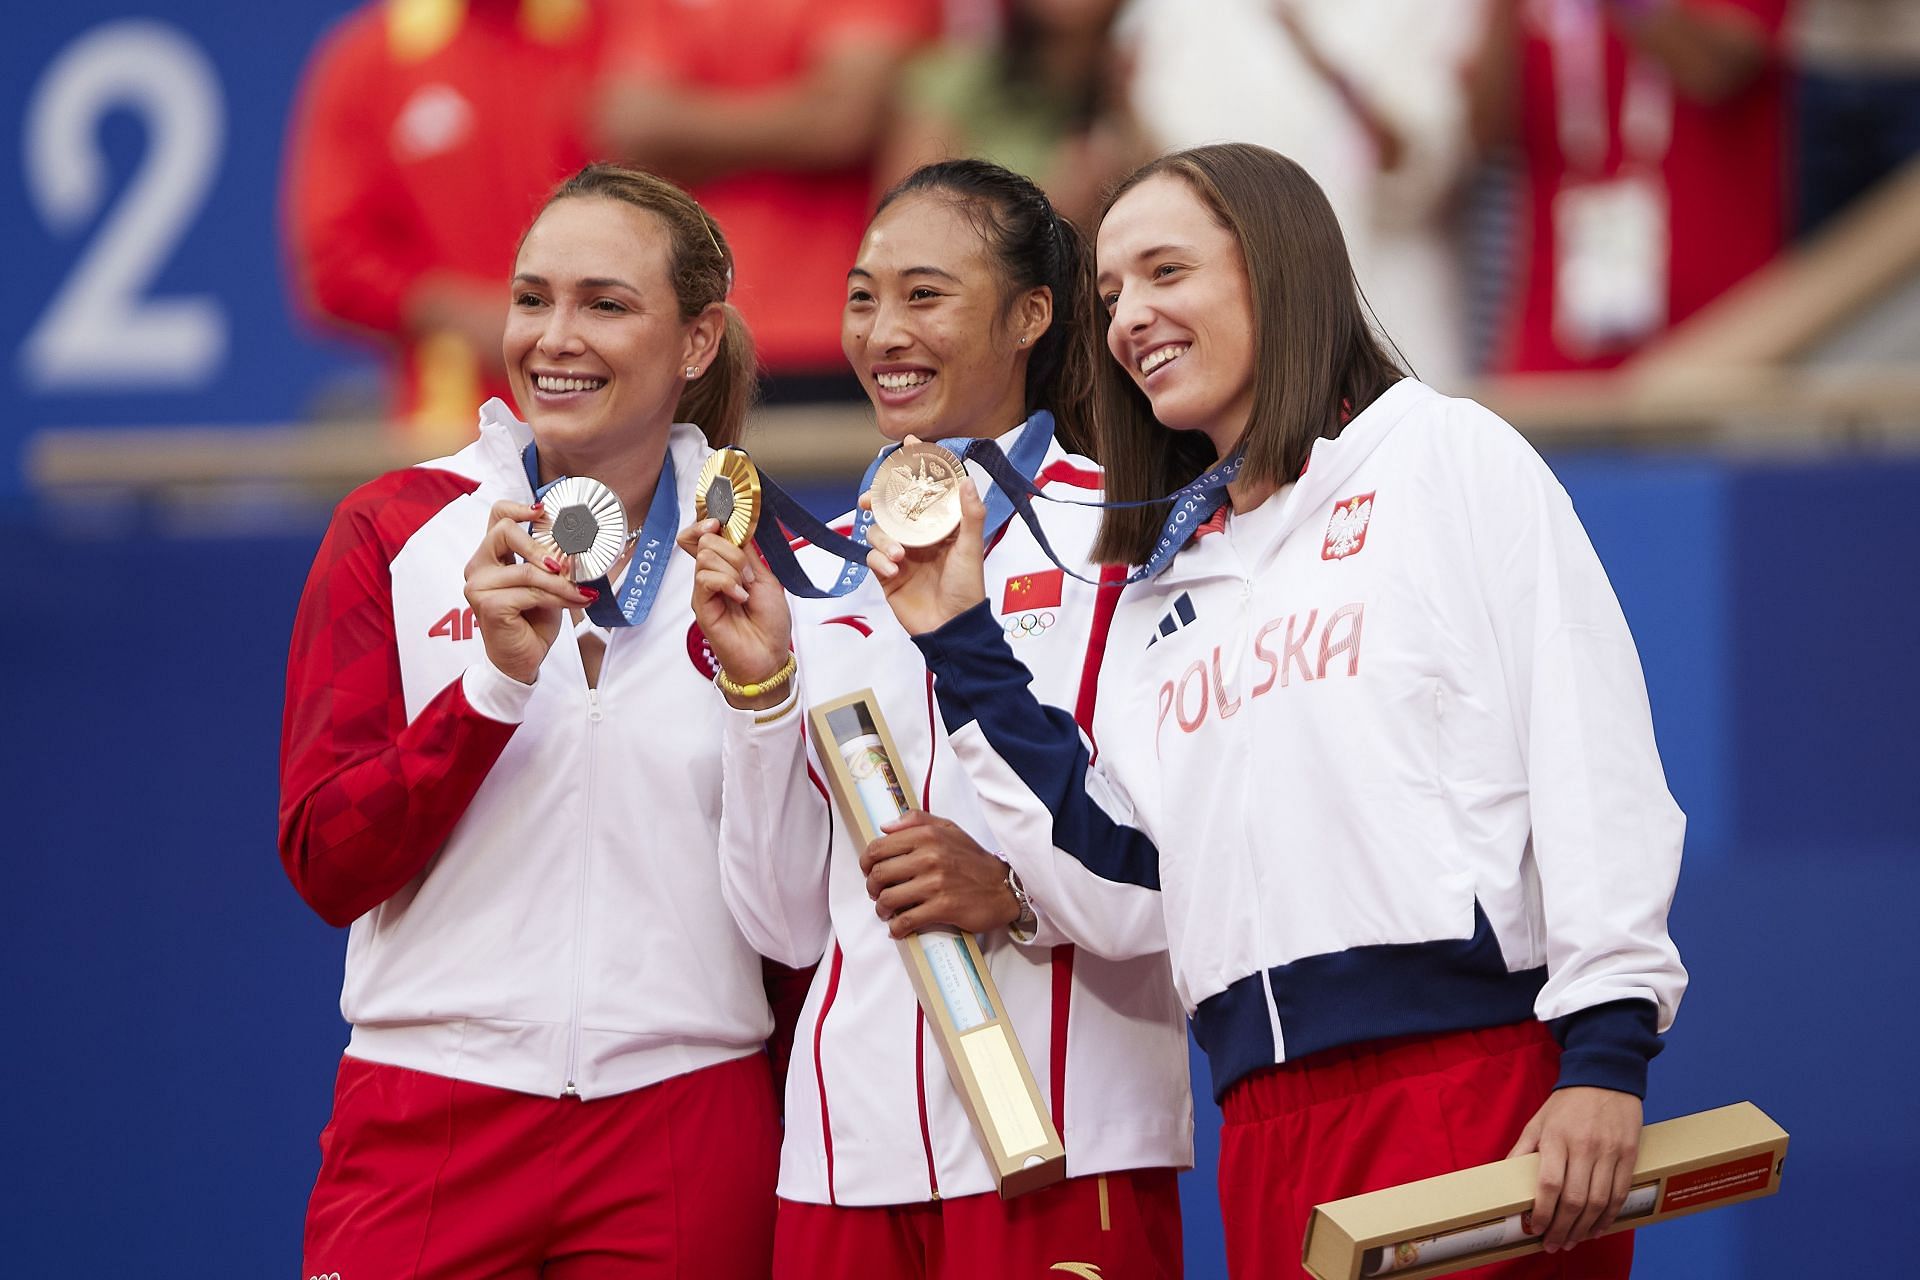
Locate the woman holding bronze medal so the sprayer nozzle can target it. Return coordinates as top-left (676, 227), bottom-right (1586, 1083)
top-left (864, 143), bottom-right (1686, 1279)
top-left (680, 160), bottom-right (1192, 1277)
top-left (279, 164), bottom-right (782, 1278)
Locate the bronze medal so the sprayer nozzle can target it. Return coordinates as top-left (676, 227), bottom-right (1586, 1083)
top-left (869, 442), bottom-right (966, 548)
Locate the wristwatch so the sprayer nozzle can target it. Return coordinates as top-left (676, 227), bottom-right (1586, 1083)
top-left (1006, 865), bottom-right (1039, 943)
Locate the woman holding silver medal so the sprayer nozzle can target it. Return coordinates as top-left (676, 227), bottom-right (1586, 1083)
top-left (863, 143), bottom-right (1687, 1279)
top-left (679, 160), bottom-right (1192, 1277)
top-left (279, 163), bottom-right (782, 1278)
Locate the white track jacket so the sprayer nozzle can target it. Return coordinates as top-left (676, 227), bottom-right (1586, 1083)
top-left (717, 421), bottom-right (1194, 1206)
top-left (914, 380), bottom-right (1687, 1102)
top-left (280, 400), bottom-right (772, 1099)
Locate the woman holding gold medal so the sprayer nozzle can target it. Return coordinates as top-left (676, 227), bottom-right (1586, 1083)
top-left (862, 144), bottom-right (1687, 1279)
top-left (680, 160), bottom-right (1192, 1277)
top-left (279, 164), bottom-right (781, 1278)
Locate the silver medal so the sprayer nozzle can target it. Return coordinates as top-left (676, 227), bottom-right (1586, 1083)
top-left (531, 475), bottom-right (627, 582)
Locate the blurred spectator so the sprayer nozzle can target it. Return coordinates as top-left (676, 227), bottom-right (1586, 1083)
top-left (1793, 0), bottom-right (1920, 236)
top-left (282, 0), bottom-right (604, 445)
top-left (877, 0), bottom-right (1151, 226)
top-left (1117, 0), bottom-right (1486, 387)
top-left (598, 0), bottom-right (939, 389)
top-left (1471, 0), bottom-right (1788, 373)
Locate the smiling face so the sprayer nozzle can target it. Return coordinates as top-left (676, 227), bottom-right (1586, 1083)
top-left (504, 197), bottom-right (718, 473)
top-left (842, 193), bottom-right (1047, 443)
top-left (1096, 173), bottom-right (1258, 458)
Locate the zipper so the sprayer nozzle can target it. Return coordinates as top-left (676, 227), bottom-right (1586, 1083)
top-left (563, 681), bottom-right (605, 1098)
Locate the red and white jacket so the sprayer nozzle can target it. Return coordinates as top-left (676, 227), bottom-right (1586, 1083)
top-left (279, 399), bottom-right (772, 1099)
top-left (717, 421), bottom-right (1194, 1206)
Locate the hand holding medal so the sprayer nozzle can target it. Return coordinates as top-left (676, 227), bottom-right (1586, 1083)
top-left (679, 447), bottom-right (795, 708)
top-left (465, 498), bottom-right (601, 685)
top-left (861, 436), bottom-right (991, 638)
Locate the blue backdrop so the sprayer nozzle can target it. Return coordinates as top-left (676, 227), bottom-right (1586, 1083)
top-left (5, 4), bottom-right (1915, 1276)
top-left (3, 1), bottom-right (369, 499)
top-left (4, 455), bottom-right (1914, 1276)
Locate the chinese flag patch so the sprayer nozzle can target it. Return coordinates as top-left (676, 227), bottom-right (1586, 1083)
top-left (1001, 567), bottom-right (1064, 613)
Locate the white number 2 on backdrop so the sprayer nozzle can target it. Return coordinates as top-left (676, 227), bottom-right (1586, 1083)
top-left (20, 19), bottom-right (228, 392)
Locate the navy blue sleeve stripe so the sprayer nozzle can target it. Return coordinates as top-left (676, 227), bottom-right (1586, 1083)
top-left (1548, 997), bottom-right (1663, 1098)
top-left (914, 602), bottom-right (1162, 891)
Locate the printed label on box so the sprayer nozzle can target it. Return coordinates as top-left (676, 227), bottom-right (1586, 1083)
top-left (1659, 1152), bottom-right (1776, 1213)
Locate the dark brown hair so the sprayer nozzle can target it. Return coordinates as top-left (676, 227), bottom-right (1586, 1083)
top-left (1089, 143), bottom-right (1404, 565)
top-left (534, 163), bottom-right (758, 446)
top-left (876, 159), bottom-right (1099, 456)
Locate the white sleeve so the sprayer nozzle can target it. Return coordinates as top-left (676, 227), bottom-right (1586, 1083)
top-left (716, 683), bottom-right (835, 968)
top-left (1459, 408), bottom-right (1688, 1054)
top-left (917, 604), bottom-right (1170, 963)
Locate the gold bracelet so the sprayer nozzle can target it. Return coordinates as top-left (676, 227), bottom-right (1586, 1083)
top-left (753, 693), bottom-right (800, 725)
top-left (715, 652), bottom-right (797, 700)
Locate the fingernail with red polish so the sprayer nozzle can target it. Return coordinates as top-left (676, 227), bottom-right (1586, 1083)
top-left (544, 557), bottom-right (563, 573)
top-left (581, 587), bottom-right (600, 602)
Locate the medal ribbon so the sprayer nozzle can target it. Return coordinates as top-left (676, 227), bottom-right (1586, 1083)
top-left (521, 443), bottom-right (680, 629)
top-left (957, 437), bottom-right (1242, 586)
top-left (735, 410), bottom-right (1238, 596)
top-left (748, 412), bottom-right (1057, 599)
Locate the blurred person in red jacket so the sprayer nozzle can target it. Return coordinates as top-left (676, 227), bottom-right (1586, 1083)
top-left (283, 0), bottom-right (604, 445)
top-left (597, 0), bottom-right (939, 390)
top-left (1472, 0), bottom-right (1790, 372)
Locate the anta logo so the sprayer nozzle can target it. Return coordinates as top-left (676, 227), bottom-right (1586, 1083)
top-left (686, 622), bottom-right (722, 678)
top-left (427, 607), bottom-right (477, 641)
top-left (1049, 1266), bottom-right (1104, 1278)
top-left (1156, 603), bottom-right (1364, 753)
top-left (1323, 491), bottom-right (1375, 559)
top-left (822, 614), bottom-right (874, 636)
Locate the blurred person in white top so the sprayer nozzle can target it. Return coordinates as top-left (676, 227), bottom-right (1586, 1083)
top-left (1116, 0), bottom-right (1487, 387)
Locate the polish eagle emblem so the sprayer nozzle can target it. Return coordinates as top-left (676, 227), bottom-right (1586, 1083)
top-left (1322, 491), bottom-right (1375, 560)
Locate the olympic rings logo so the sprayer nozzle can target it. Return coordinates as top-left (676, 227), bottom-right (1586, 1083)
top-left (1005, 611), bottom-right (1056, 639)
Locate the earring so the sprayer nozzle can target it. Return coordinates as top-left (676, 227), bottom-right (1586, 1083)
top-left (685, 365), bottom-right (700, 379)
top-left (1018, 336), bottom-right (1028, 346)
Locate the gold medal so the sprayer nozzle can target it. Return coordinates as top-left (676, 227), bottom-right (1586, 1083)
top-left (869, 442), bottom-right (965, 548)
top-left (531, 475), bottom-right (627, 582)
top-left (694, 447), bottom-right (762, 547)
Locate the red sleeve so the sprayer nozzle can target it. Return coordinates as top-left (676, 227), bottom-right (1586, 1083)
top-left (278, 467), bottom-right (518, 927)
top-left (281, 12), bottom-right (423, 339)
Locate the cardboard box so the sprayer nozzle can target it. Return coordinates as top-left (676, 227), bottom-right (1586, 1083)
top-left (808, 689), bottom-right (1068, 1198)
top-left (1303, 1101), bottom-right (1788, 1279)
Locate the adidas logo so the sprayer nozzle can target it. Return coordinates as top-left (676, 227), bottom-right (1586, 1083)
top-left (1147, 591), bottom-right (1197, 647)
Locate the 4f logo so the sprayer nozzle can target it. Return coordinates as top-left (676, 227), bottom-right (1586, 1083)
top-left (428, 607), bottom-right (477, 641)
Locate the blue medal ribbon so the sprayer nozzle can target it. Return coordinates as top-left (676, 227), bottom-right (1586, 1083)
top-left (957, 437), bottom-right (1243, 586)
top-left (749, 411), bottom-right (1058, 599)
top-left (730, 410), bottom-right (1237, 598)
top-left (521, 443), bottom-right (680, 629)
